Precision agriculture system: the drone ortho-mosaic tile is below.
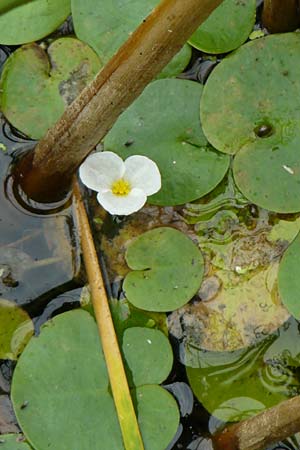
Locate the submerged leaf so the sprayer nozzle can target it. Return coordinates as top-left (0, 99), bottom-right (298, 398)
top-left (0, 299), bottom-right (33, 360)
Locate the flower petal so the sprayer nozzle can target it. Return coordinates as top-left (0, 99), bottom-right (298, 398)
top-left (124, 155), bottom-right (161, 196)
top-left (97, 188), bottom-right (147, 215)
top-left (79, 151), bottom-right (125, 192)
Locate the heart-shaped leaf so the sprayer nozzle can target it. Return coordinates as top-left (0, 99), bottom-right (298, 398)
top-left (0, 0), bottom-right (70, 45)
top-left (124, 227), bottom-right (204, 312)
top-left (11, 310), bottom-right (179, 450)
top-left (278, 232), bottom-right (300, 319)
top-left (122, 327), bottom-right (173, 386)
top-left (72, 0), bottom-right (191, 76)
top-left (0, 299), bottom-right (33, 360)
top-left (189, 0), bottom-right (256, 54)
top-left (200, 33), bottom-right (300, 212)
top-left (0, 37), bottom-right (102, 139)
top-left (104, 78), bottom-right (230, 205)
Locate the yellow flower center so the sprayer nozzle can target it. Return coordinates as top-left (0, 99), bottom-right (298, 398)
top-left (111, 179), bottom-right (131, 196)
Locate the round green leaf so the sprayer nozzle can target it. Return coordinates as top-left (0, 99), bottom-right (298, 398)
top-left (279, 232), bottom-right (300, 319)
top-left (135, 385), bottom-right (179, 450)
top-left (0, 299), bottom-right (33, 360)
top-left (0, 435), bottom-right (31, 450)
top-left (124, 227), bottom-right (204, 312)
top-left (0, 0), bottom-right (70, 45)
top-left (201, 33), bottom-right (300, 212)
top-left (187, 317), bottom-right (300, 422)
top-left (72, 0), bottom-right (191, 76)
top-left (188, 0), bottom-right (256, 54)
top-left (233, 137), bottom-right (300, 212)
top-left (122, 327), bottom-right (173, 386)
top-left (201, 33), bottom-right (300, 155)
top-left (11, 310), bottom-right (179, 450)
top-left (0, 37), bottom-right (102, 139)
top-left (104, 78), bottom-right (229, 205)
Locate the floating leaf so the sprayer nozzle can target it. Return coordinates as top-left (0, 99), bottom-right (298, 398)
top-left (12, 310), bottom-right (179, 450)
top-left (104, 78), bottom-right (229, 205)
top-left (0, 0), bottom-right (70, 45)
top-left (0, 37), bottom-right (102, 139)
top-left (122, 327), bottom-right (173, 386)
top-left (0, 434), bottom-right (31, 450)
top-left (124, 227), bottom-right (204, 312)
top-left (134, 385), bottom-right (179, 450)
top-left (200, 33), bottom-right (300, 212)
top-left (188, 0), bottom-right (256, 54)
top-left (187, 317), bottom-right (300, 422)
top-left (278, 232), bottom-right (300, 319)
top-left (0, 299), bottom-right (33, 360)
top-left (72, 0), bottom-right (191, 76)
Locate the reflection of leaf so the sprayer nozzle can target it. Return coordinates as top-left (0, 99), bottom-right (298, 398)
top-left (187, 318), bottom-right (300, 422)
top-left (12, 310), bottom-right (179, 450)
top-left (124, 227), bottom-right (204, 312)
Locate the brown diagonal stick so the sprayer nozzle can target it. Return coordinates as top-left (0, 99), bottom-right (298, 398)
top-left (213, 395), bottom-right (300, 450)
top-left (17, 0), bottom-right (224, 203)
top-left (73, 178), bottom-right (145, 450)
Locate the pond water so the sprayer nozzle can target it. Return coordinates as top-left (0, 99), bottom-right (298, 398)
top-left (1, 29), bottom-right (300, 450)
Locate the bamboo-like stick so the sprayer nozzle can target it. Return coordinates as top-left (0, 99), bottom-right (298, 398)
top-left (18, 0), bottom-right (224, 202)
top-left (262, 0), bottom-right (299, 33)
top-left (213, 395), bottom-right (300, 450)
top-left (73, 179), bottom-right (145, 450)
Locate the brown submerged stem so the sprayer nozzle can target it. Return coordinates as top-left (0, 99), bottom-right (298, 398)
top-left (17, 0), bottom-right (224, 202)
top-left (213, 395), bottom-right (300, 450)
top-left (262, 0), bottom-right (299, 33)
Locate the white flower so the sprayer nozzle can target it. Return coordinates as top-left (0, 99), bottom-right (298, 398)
top-left (79, 151), bottom-right (161, 215)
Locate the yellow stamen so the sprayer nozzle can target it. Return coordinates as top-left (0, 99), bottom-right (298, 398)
top-left (111, 179), bottom-right (131, 196)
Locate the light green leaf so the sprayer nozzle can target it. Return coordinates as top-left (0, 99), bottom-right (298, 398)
top-left (0, 0), bottom-right (70, 45)
top-left (0, 37), bottom-right (102, 139)
top-left (0, 434), bottom-right (31, 449)
top-left (189, 0), bottom-right (256, 54)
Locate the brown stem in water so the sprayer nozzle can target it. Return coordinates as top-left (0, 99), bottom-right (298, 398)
top-left (213, 395), bottom-right (300, 450)
top-left (18, 0), bottom-right (224, 202)
top-left (262, 0), bottom-right (299, 33)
